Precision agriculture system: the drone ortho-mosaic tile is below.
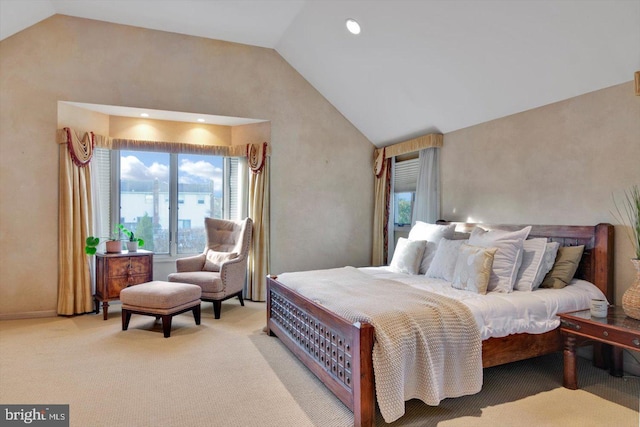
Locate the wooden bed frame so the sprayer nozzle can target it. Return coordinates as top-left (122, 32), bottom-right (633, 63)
top-left (266, 223), bottom-right (614, 427)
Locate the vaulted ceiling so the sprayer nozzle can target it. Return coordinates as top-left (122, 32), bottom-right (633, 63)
top-left (1, 0), bottom-right (638, 147)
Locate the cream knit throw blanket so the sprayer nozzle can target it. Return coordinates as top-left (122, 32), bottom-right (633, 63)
top-left (278, 267), bottom-right (483, 423)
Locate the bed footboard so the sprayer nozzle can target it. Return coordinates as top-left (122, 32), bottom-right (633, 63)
top-left (266, 276), bottom-right (375, 427)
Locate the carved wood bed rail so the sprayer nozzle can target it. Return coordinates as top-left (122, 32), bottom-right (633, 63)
top-left (266, 223), bottom-right (614, 427)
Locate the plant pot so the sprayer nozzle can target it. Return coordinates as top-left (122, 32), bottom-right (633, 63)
top-left (126, 241), bottom-right (138, 252)
top-left (105, 240), bottom-right (122, 253)
top-left (622, 259), bottom-right (640, 320)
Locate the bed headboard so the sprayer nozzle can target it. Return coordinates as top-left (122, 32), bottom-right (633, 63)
top-left (436, 222), bottom-right (615, 302)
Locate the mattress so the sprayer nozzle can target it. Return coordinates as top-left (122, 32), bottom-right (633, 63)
top-left (358, 266), bottom-right (607, 340)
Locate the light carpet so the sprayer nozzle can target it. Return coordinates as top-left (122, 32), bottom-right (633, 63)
top-left (0, 301), bottom-right (638, 427)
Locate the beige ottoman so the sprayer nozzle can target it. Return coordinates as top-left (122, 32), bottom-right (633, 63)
top-left (120, 281), bottom-right (202, 338)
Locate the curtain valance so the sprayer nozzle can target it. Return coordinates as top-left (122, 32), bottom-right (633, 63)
top-left (58, 129), bottom-right (270, 158)
top-left (374, 133), bottom-right (443, 163)
top-left (247, 142), bottom-right (268, 173)
top-left (57, 128), bottom-right (110, 166)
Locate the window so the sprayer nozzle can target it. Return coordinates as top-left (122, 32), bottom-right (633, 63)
top-left (91, 148), bottom-right (112, 240)
top-left (176, 153), bottom-right (224, 254)
top-left (93, 148), bottom-right (243, 256)
top-left (393, 158), bottom-right (419, 226)
top-left (394, 192), bottom-right (414, 226)
top-left (120, 150), bottom-right (170, 253)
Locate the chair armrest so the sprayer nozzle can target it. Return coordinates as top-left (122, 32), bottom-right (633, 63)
top-left (176, 254), bottom-right (206, 272)
top-left (220, 255), bottom-right (249, 294)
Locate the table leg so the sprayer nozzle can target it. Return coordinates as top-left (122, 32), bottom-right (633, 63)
top-left (610, 346), bottom-right (624, 377)
top-left (102, 301), bottom-right (109, 321)
top-left (563, 334), bottom-right (578, 389)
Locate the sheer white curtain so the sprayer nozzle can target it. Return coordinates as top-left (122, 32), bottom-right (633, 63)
top-left (411, 147), bottom-right (440, 224)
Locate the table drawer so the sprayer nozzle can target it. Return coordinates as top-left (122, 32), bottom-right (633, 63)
top-left (106, 277), bottom-right (131, 299)
top-left (106, 257), bottom-right (132, 277)
top-left (106, 256), bottom-right (151, 277)
top-left (562, 320), bottom-right (640, 351)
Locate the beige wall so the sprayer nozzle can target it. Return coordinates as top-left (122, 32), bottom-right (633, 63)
top-left (109, 116), bottom-right (233, 145)
top-left (442, 81), bottom-right (640, 305)
top-left (0, 15), bottom-right (374, 317)
top-left (58, 102), bottom-right (110, 135)
top-left (232, 122), bottom-right (271, 147)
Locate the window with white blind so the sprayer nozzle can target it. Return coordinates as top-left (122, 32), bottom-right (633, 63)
top-left (91, 148), bottom-right (113, 240)
top-left (92, 149), bottom-right (244, 256)
top-left (394, 158), bottom-right (419, 226)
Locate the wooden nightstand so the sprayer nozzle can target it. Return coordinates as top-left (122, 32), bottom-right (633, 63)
top-left (559, 306), bottom-right (640, 389)
top-left (94, 250), bottom-right (153, 320)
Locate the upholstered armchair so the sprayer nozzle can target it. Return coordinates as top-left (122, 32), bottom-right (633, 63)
top-left (168, 217), bottom-right (252, 319)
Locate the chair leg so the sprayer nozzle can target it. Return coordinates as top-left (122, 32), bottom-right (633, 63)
top-left (213, 300), bottom-right (222, 319)
top-left (122, 309), bottom-right (132, 331)
top-left (193, 304), bottom-right (201, 325)
top-left (161, 315), bottom-right (172, 338)
top-left (238, 292), bottom-right (245, 306)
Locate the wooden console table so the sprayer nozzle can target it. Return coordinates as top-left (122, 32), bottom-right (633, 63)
top-left (94, 250), bottom-right (153, 320)
top-left (559, 306), bottom-right (640, 389)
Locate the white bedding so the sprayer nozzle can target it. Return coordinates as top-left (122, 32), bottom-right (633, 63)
top-left (359, 266), bottom-right (607, 340)
top-left (277, 266), bottom-right (482, 423)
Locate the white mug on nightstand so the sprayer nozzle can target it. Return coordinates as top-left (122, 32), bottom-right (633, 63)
top-left (590, 299), bottom-right (608, 318)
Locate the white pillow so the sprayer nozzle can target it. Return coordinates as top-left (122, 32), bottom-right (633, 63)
top-left (389, 238), bottom-right (427, 275)
top-left (532, 241), bottom-right (561, 290)
top-left (452, 244), bottom-right (498, 294)
top-left (408, 222), bottom-right (456, 274)
top-left (513, 238), bottom-right (548, 292)
top-left (469, 226), bottom-right (532, 293)
top-left (425, 238), bottom-right (468, 281)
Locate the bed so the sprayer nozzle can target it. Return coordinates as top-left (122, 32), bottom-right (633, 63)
top-left (265, 222), bottom-right (614, 427)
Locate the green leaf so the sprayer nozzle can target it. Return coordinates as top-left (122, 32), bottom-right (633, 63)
top-left (86, 236), bottom-right (100, 247)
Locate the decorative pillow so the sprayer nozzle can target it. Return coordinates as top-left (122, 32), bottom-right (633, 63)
top-left (203, 250), bottom-right (238, 272)
top-left (452, 244), bottom-right (497, 294)
top-left (469, 226), bottom-right (532, 293)
top-left (408, 222), bottom-right (456, 274)
top-left (532, 241), bottom-right (560, 290)
top-left (540, 245), bottom-right (584, 289)
top-left (513, 238), bottom-right (548, 292)
top-left (389, 238), bottom-right (427, 275)
top-left (426, 238), bottom-right (468, 281)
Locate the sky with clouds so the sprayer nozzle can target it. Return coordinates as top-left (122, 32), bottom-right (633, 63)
top-left (120, 151), bottom-right (223, 193)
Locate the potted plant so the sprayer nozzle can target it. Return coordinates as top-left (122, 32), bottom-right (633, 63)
top-left (85, 234), bottom-right (122, 255)
top-left (85, 224), bottom-right (145, 255)
top-left (118, 224), bottom-right (145, 252)
top-left (613, 185), bottom-right (640, 319)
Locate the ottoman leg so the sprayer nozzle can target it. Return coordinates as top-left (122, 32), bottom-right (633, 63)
top-left (122, 309), bottom-right (132, 331)
top-left (162, 315), bottom-right (173, 338)
top-left (193, 304), bottom-right (201, 325)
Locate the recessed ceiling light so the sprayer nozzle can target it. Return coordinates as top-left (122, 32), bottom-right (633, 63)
top-left (346, 19), bottom-right (361, 35)
top-left (140, 113), bottom-right (149, 117)
top-left (197, 118), bottom-right (205, 123)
